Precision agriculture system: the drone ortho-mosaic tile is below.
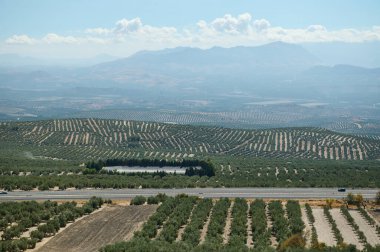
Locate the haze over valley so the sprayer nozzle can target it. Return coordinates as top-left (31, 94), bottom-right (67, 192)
top-left (1, 41), bottom-right (379, 136)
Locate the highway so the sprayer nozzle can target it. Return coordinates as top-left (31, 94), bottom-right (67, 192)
top-left (0, 188), bottom-right (378, 201)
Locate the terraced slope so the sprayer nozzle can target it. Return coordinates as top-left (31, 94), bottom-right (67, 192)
top-left (0, 119), bottom-right (379, 161)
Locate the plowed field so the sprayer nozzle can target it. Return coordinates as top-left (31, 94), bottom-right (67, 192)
top-left (35, 205), bottom-right (157, 252)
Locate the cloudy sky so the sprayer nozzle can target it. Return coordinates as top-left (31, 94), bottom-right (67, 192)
top-left (1, 0), bottom-right (380, 59)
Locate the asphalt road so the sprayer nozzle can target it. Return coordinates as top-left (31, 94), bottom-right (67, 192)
top-left (0, 188), bottom-right (378, 201)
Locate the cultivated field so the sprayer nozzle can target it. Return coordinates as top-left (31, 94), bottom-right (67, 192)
top-left (1, 196), bottom-right (379, 252)
top-left (70, 108), bottom-right (380, 137)
top-left (1, 118), bottom-right (379, 161)
top-left (0, 119), bottom-right (380, 189)
top-left (0, 197), bottom-right (106, 251)
top-left (35, 205), bottom-right (157, 252)
top-left (100, 196), bottom-right (380, 251)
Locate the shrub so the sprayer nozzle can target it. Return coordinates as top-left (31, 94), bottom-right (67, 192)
top-left (279, 233), bottom-right (306, 251)
top-left (147, 196), bottom-right (159, 205)
top-left (131, 196), bottom-right (146, 205)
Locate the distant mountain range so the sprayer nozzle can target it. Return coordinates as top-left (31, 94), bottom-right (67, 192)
top-left (0, 41), bottom-right (379, 102)
top-left (3, 41), bottom-right (380, 68)
top-left (94, 42), bottom-right (319, 73)
top-left (303, 42), bottom-right (380, 68)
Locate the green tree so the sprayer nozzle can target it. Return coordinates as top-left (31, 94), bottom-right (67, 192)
top-left (354, 194), bottom-right (364, 207)
top-left (131, 196), bottom-right (146, 205)
top-left (346, 193), bottom-right (355, 205)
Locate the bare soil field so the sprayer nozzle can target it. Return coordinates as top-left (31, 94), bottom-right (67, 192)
top-left (330, 208), bottom-right (363, 250)
top-left (312, 208), bottom-right (335, 246)
top-left (369, 209), bottom-right (380, 223)
top-left (350, 210), bottom-right (380, 246)
top-left (35, 205), bottom-right (157, 252)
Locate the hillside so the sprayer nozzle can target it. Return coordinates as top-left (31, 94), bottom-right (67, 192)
top-left (0, 119), bottom-right (379, 161)
top-left (0, 119), bottom-right (380, 189)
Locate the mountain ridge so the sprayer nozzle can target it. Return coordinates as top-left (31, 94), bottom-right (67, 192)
top-left (93, 41), bottom-right (320, 72)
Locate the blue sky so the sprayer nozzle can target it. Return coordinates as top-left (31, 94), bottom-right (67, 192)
top-left (1, 0), bottom-right (380, 58)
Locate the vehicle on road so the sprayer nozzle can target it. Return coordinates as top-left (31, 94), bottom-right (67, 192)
top-left (338, 188), bottom-right (346, 192)
top-left (0, 191), bottom-right (8, 195)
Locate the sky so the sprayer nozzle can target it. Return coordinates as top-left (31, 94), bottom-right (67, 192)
top-left (1, 0), bottom-right (380, 59)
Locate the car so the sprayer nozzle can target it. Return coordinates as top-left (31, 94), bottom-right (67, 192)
top-left (0, 191), bottom-right (8, 195)
top-left (338, 188), bottom-right (346, 192)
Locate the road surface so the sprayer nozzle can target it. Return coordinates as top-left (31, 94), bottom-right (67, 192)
top-left (0, 188), bottom-right (378, 201)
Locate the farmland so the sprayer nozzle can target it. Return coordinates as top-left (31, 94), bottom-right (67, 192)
top-left (99, 195), bottom-right (380, 252)
top-left (1, 196), bottom-right (379, 252)
top-left (35, 204), bottom-right (157, 252)
top-left (70, 108), bottom-right (380, 137)
top-left (0, 118), bottom-right (379, 160)
top-left (0, 119), bottom-right (380, 190)
top-left (0, 197), bottom-right (107, 251)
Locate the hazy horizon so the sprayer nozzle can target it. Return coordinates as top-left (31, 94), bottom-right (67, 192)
top-left (0, 0), bottom-right (379, 136)
top-left (1, 0), bottom-right (380, 63)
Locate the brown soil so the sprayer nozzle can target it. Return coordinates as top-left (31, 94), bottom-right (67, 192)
top-left (34, 205), bottom-right (157, 252)
top-left (299, 199), bottom-right (345, 208)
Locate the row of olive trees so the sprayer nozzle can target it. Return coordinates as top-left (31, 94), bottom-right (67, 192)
top-left (268, 201), bottom-right (290, 244)
top-left (135, 196), bottom-right (179, 239)
top-left (181, 198), bottom-right (213, 246)
top-left (286, 200), bottom-right (305, 235)
top-left (228, 198), bottom-right (248, 246)
top-left (158, 196), bottom-right (197, 243)
top-left (250, 199), bottom-right (271, 249)
top-left (204, 198), bottom-right (231, 245)
top-left (0, 197), bottom-right (107, 252)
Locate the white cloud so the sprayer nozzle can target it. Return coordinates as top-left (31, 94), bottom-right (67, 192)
top-left (115, 18), bottom-right (143, 34)
top-left (253, 19), bottom-right (271, 31)
top-left (5, 35), bottom-right (36, 45)
top-left (3, 13), bottom-right (380, 57)
top-left (42, 33), bottom-right (79, 44)
top-left (307, 25), bottom-right (327, 33)
top-left (113, 17), bottom-right (178, 44)
top-left (85, 28), bottom-right (112, 35)
top-left (192, 14), bottom-right (380, 45)
top-left (210, 13), bottom-right (252, 34)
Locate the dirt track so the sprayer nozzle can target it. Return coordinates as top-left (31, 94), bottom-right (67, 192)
top-left (35, 205), bottom-right (157, 252)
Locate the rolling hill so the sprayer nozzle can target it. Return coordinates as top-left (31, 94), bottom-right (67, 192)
top-left (1, 119), bottom-right (379, 161)
top-left (1, 119), bottom-right (379, 189)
